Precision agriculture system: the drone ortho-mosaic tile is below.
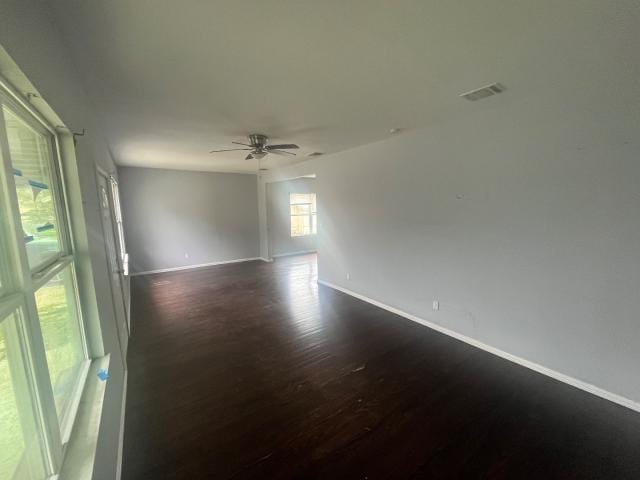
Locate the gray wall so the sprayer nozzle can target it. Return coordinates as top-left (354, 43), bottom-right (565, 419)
top-left (119, 166), bottom-right (260, 273)
top-left (260, 61), bottom-right (640, 406)
top-left (0, 2), bottom-right (128, 478)
top-left (268, 178), bottom-right (317, 257)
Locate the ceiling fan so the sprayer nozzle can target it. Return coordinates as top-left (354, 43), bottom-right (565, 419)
top-left (210, 134), bottom-right (299, 160)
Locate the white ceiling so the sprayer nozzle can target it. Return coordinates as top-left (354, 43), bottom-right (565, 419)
top-left (48, 1), bottom-right (638, 174)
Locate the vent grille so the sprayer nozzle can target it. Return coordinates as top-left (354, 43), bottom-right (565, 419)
top-left (460, 83), bottom-right (505, 101)
top-left (308, 152), bottom-right (324, 157)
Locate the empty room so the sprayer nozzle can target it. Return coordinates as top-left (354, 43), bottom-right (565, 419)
top-left (0, 1), bottom-right (638, 479)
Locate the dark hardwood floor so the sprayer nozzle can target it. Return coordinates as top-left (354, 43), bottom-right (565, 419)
top-left (123, 254), bottom-right (640, 479)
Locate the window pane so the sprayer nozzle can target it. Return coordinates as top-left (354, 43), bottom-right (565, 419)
top-left (0, 311), bottom-right (46, 479)
top-left (290, 204), bottom-right (311, 216)
top-left (35, 265), bottom-right (85, 421)
top-left (289, 193), bottom-right (316, 237)
top-left (3, 107), bottom-right (62, 270)
top-left (0, 318), bottom-right (24, 478)
top-left (291, 215), bottom-right (310, 237)
top-left (312, 214), bottom-right (317, 234)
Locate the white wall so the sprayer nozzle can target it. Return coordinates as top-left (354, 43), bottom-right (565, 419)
top-left (260, 56), bottom-right (640, 406)
top-left (119, 166), bottom-right (260, 273)
top-left (267, 178), bottom-right (317, 257)
top-left (0, 2), bottom-right (127, 478)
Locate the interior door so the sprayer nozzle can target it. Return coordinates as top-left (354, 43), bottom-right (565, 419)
top-left (97, 169), bottom-right (129, 356)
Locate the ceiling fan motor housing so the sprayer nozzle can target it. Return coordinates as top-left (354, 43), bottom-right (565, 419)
top-left (249, 134), bottom-right (268, 149)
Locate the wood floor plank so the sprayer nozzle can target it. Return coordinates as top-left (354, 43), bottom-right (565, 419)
top-left (122, 254), bottom-right (640, 479)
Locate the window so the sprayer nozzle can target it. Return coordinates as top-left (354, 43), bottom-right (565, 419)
top-left (290, 193), bottom-right (317, 237)
top-left (0, 309), bottom-right (47, 480)
top-left (4, 107), bottom-right (64, 271)
top-left (0, 83), bottom-right (89, 478)
top-left (35, 266), bottom-right (85, 423)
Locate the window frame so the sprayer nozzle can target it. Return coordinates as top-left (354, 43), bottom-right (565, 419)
top-left (0, 204), bottom-right (12, 297)
top-left (289, 192), bottom-right (317, 237)
top-left (0, 79), bottom-right (91, 477)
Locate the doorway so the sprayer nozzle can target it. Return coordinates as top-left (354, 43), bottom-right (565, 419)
top-left (266, 176), bottom-right (318, 259)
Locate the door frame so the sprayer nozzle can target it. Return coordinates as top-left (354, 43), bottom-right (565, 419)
top-left (95, 164), bottom-right (129, 353)
top-left (106, 173), bottom-right (130, 327)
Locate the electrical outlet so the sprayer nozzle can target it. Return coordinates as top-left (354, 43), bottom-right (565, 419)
top-left (432, 300), bottom-right (439, 311)
top-left (184, 253), bottom-right (190, 259)
top-left (346, 273), bottom-right (351, 281)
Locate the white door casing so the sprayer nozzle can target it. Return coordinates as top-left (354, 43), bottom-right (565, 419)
top-left (97, 168), bottom-right (128, 357)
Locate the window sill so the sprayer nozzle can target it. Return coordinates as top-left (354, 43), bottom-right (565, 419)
top-left (56, 355), bottom-right (111, 480)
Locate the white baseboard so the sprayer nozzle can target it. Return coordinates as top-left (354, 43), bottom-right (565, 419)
top-left (260, 257), bottom-right (274, 263)
top-left (130, 257), bottom-right (262, 276)
top-left (318, 280), bottom-right (640, 413)
top-left (272, 249), bottom-right (317, 258)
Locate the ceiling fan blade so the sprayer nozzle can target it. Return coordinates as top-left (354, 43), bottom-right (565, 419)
top-left (268, 149), bottom-right (296, 156)
top-left (232, 141), bottom-right (253, 147)
top-left (266, 144), bottom-right (299, 150)
top-left (209, 148), bottom-right (252, 153)
top-left (245, 154), bottom-right (254, 160)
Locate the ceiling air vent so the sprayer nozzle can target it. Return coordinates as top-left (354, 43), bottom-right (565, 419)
top-left (308, 152), bottom-right (324, 157)
top-left (460, 83), bottom-right (505, 101)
